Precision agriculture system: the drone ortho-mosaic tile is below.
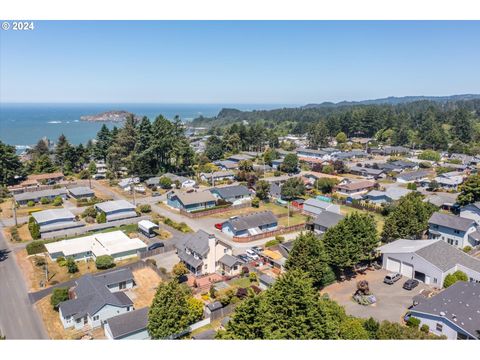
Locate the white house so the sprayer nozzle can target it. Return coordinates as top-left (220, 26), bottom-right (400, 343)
top-left (118, 177), bottom-right (140, 191)
top-left (409, 282), bottom-right (480, 340)
top-left (378, 239), bottom-right (480, 288)
top-left (58, 268), bottom-right (135, 330)
top-left (428, 212), bottom-right (480, 249)
top-left (175, 230), bottom-right (232, 276)
top-left (45, 230), bottom-right (147, 261)
top-left (200, 171), bottom-right (235, 185)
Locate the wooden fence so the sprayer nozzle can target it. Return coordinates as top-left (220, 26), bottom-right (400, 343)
top-left (332, 198), bottom-right (384, 214)
top-left (232, 223), bottom-right (306, 243)
top-left (179, 202), bottom-right (251, 218)
top-left (138, 245), bottom-right (176, 259)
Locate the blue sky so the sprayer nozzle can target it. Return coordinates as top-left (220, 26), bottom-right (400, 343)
top-left (1, 21), bottom-right (479, 104)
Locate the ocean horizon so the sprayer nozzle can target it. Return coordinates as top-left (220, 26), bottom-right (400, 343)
top-left (0, 103), bottom-right (295, 149)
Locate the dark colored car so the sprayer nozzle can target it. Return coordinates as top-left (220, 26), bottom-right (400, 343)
top-left (152, 192), bottom-right (160, 197)
top-left (148, 242), bottom-right (164, 251)
top-left (237, 254), bottom-right (250, 263)
top-left (403, 279), bottom-right (419, 290)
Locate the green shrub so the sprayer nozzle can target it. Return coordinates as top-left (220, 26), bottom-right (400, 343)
top-left (27, 200), bottom-right (35, 207)
top-left (444, 270), bottom-right (468, 288)
top-left (95, 255), bottom-right (115, 269)
top-left (28, 217), bottom-right (41, 240)
top-left (275, 235), bottom-right (285, 243)
top-left (251, 197), bottom-right (260, 208)
top-left (406, 316), bottom-right (421, 328)
top-left (82, 206), bottom-right (97, 218)
top-left (52, 196), bottom-right (63, 206)
top-left (137, 204), bottom-right (151, 213)
top-left (420, 324), bottom-right (429, 333)
top-left (321, 265), bottom-right (337, 287)
top-left (56, 256), bottom-right (67, 267)
top-left (273, 170), bottom-right (282, 177)
top-left (463, 246), bottom-right (473, 253)
top-left (66, 257), bottom-right (78, 273)
top-left (96, 211), bottom-right (107, 223)
top-left (78, 169), bottom-right (90, 179)
top-left (265, 239), bottom-right (280, 248)
top-left (40, 197), bottom-right (50, 205)
top-left (406, 183), bottom-right (417, 190)
top-left (26, 240), bottom-right (46, 255)
top-left (249, 272), bottom-right (257, 282)
top-left (50, 288), bottom-right (69, 310)
top-left (159, 176), bottom-right (172, 189)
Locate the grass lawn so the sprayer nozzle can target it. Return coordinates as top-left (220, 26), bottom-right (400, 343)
top-left (278, 212), bottom-right (308, 226)
top-left (207, 201), bottom-right (291, 220)
top-left (340, 205), bottom-right (385, 233)
top-left (227, 276), bottom-right (254, 288)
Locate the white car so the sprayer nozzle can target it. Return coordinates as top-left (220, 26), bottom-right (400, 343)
top-left (246, 249), bottom-right (259, 260)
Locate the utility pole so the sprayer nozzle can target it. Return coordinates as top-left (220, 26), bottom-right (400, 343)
top-left (131, 178), bottom-right (136, 206)
top-left (287, 201), bottom-right (290, 227)
top-left (12, 202), bottom-right (18, 227)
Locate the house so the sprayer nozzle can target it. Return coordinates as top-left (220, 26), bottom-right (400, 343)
top-left (44, 230), bottom-right (147, 261)
top-left (333, 150), bottom-right (368, 161)
top-left (58, 268), bottom-right (134, 330)
top-left (217, 254), bottom-right (244, 276)
top-left (167, 190), bottom-right (217, 212)
top-left (214, 160), bottom-right (239, 171)
top-left (14, 188), bottom-right (68, 206)
top-left (104, 307), bottom-right (150, 340)
top-left (428, 212), bottom-right (480, 249)
top-left (271, 158), bottom-right (284, 170)
top-left (269, 182), bottom-right (282, 200)
top-left (95, 200), bottom-right (137, 222)
top-left (430, 172), bottom-right (464, 190)
top-left (296, 148), bottom-right (327, 160)
top-left (425, 193), bottom-right (458, 211)
top-left (118, 177), bottom-right (140, 191)
top-left (227, 154), bottom-right (254, 163)
top-left (377, 239), bottom-right (480, 287)
top-left (31, 209), bottom-right (83, 235)
top-left (409, 282), bottom-right (480, 340)
top-left (200, 171), bottom-right (235, 185)
top-left (259, 249), bottom-right (287, 272)
top-left (67, 186), bottom-right (95, 200)
top-left (335, 180), bottom-right (375, 196)
top-left (175, 230), bottom-right (232, 276)
top-left (460, 202), bottom-right (480, 224)
top-left (310, 211), bottom-right (345, 234)
top-left (302, 198), bottom-right (341, 216)
top-left (396, 170), bottom-right (432, 184)
top-left (348, 165), bottom-right (384, 179)
top-left (381, 146), bottom-right (411, 156)
top-left (258, 274), bottom-right (276, 290)
top-left (93, 161), bottom-right (107, 179)
top-left (162, 173), bottom-right (196, 188)
top-left (253, 164), bottom-right (273, 173)
top-left (9, 172), bottom-right (65, 193)
top-left (145, 177), bottom-right (161, 188)
top-left (363, 187), bottom-right (411, 204)
top-left (210, 185), bottom-right (251, 205)
top-left (221, 211), bottom-right (278, 238)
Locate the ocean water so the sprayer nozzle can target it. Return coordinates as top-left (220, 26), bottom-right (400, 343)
top-left (0, 103), bottom-right (287, 150)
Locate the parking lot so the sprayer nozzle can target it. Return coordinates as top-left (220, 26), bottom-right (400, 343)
top-left (322, 269), bottom-right (432, 323)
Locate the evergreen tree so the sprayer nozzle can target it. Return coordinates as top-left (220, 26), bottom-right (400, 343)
top-left (457, 175), bottom-right (480, 205)
top-left (308, 122), bottom-right (330, 149)
top-left (0, 141), bottom-right (24, 186)
top-left (280, 153), bottom-right (298, 173)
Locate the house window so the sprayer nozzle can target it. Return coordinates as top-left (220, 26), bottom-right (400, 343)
top-left (454, 230), bottom-right (460, 235)
top-left (455, 240), bottom-right (459, 246)
top-left (119, 281), bottom-right (127, 290)
top-left (93, 315), bottom-right (99, 321)
top-left (433, 278), bottom-right (437, 284)
top-left (204, 264), bottom-right (208, 269)
top-left (436, 323), bottom-right (443, 332)
top-left (224, 248), bottom-right (228, 253)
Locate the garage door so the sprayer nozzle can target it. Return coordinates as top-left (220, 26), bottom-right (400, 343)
top-left (386, 257), bottom-right (401, 273)
top-left (400, 262), bottom-right (413, 278)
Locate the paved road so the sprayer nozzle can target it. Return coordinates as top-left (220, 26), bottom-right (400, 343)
top-left (0, 228), bottom-right (48, 339)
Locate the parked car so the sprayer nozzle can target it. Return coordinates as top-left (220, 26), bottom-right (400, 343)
top-left (403, 312), bottom-right (411, 322)
top-left (383, 273), bottom-right (402, 285)
top-left (214, 223), bottom-right (223, 230)
top-left (246, 249), bottom-right (259, 260)
top-left (152, 191), bottom-right (160, 197)
top-left (403, 279), bottom-right (419, 290)
top-left (148, 242), bottom-right (164, 251)
top-left (251, 246), bottom-right (263, 254)
top-left (237, 254), bottom-right (250, 263)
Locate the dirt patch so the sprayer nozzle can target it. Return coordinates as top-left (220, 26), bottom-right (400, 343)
top-left (130, 267), bottom-right (163, 308)
top-left (0, 199), bottom-right (13, 218)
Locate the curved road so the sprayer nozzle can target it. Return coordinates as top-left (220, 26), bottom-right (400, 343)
top-left (0, 229), bottom-right (48, 339)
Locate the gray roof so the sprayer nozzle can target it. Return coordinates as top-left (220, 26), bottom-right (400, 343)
top-left (192, 329), bottom-right (216, 340)
top-left (469, 230), bottom-right (480, 242)
top-left (95, 199), bottom-right (135, 214)
top-left (171, 190), bottom-right (216, 206)
top-left (397, 170), bottom-right (432, 181)
top-left (411, 282), bottom-right (480, 338)
top-left (415, 240), bottom-right (480, 273)
top-left (177, 249), bottom-right (203, 269)
top-left (59, 268), bottom-right (134, 318)
top-left (14, 188), bottom-right (67, 202)
top-left (68, 187), bottom-right (95, 197)
top-left (214, 160), bottom-right (238, 169)
top-left (297, 148), bottom-right (326, 156)
top-left (206, 301), bottom-right (223, 311)
top-left (428, 212), bottom-right (475, 232)
top-left (218, 254), bottom-right (242, 268)
top-left (228, 154), bottom-right (254, 162)
top-left (145, 177), bottom-right (160, 186)
top-left (176, 230), bottom-right (213, 257)
top-left (225, 211), bottom-right (278, 232)
top-left (105, 307), bottom-right (149, 339)
top-left (425, 193), bottom-right (458, 207)
top-left (200, 170), bottom-right (235, 179)
top-left (349, 166), bottom-right (384, 176)
top-left (313, 211), bottom-right (345, 229)
top-left (259, 274), bottom-right (276, 286)
top-left (211, 185), bottom-right (250, 199)
top-left (281, 240), bottom-right (295, 253)
top-left (31, 208), bottom-right (75, 224)
top-left (304, 198), bottom-right (334, 211)
top-left (269, 182), bottom-right (282, 198)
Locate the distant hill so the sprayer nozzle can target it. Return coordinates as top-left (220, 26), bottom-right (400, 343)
top-left (302, 94), bottom-right (480, 109)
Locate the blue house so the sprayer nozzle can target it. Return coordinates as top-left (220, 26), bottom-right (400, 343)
top-left (167, 190), bottom-right (217, 212)
top-left (222, 211), bottom-right (278, 238)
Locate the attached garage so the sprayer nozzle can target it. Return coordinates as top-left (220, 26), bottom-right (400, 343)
top-left (386, 257), bottom-right (401, 273)
top-left (400, 262), bottom-right (413, 278)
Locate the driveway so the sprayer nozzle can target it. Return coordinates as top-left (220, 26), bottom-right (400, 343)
top-left (149, 251), bottom-right (180, 272)
top-left (322, 269), bottom-right (431, 323)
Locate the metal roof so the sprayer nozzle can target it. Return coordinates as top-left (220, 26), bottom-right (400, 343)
top-left (95, 199), bottom-right (135, 214)
top-left (14, 188), bottom-right (67, 202)
top-left (32, 208), bottom-right (76, 224)
top-left (68, 187), bottom-right (95, 197)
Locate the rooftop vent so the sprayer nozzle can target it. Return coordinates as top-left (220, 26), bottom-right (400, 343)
top-left (440, 311), bottom-right (446, 316)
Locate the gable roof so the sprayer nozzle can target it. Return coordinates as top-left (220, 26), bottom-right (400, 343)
top-left (59, 268), bottom-right (134, 318)
top-left (397, 170), bottom-right (432, 181)
top-left (218, 254), bottom-right (242, 268)
top-left (176, 230), bottom-right (214, 257)
top-left (411, 282), bottom-right (480, 338)
top-left (172, 190), bottom-right (216, 206)
top-left (95, 199), bottom-right (135, 213)
top-left (68, 187), bottom-right (95, 197)
top-left (105, 307), bottom-right (149, 339)
top-left (304, 198), bottom-right (334, 210)
top-left (337, 180), bottom-right (375, 191)
top-left (14, 188), bottom-right (67, 202)
top-left (211, 185), bottom-right (250, 199)
top-left (428, 212), bottom-right (476, 232)
top-left (313, 211), bottom-right (345, 229)
top-left (31, 208), bottom-right (75, 224)
top-left (226, 211), bottom-right (278, 232)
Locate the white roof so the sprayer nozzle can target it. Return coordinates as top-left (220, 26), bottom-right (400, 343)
top-left (377, 239), bottom-right (439, 254)
top-left (95, 200), bottom-right (135, 213)
top-left (32, 209), bottom-right (75, 224)
top-left (45, 230), bottom-right (147, 258)
top-left (138, 220), bottom-right (159, 231)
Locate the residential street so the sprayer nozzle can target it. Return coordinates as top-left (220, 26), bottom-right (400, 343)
top-left (0, 228), bottom-right (48, 339)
